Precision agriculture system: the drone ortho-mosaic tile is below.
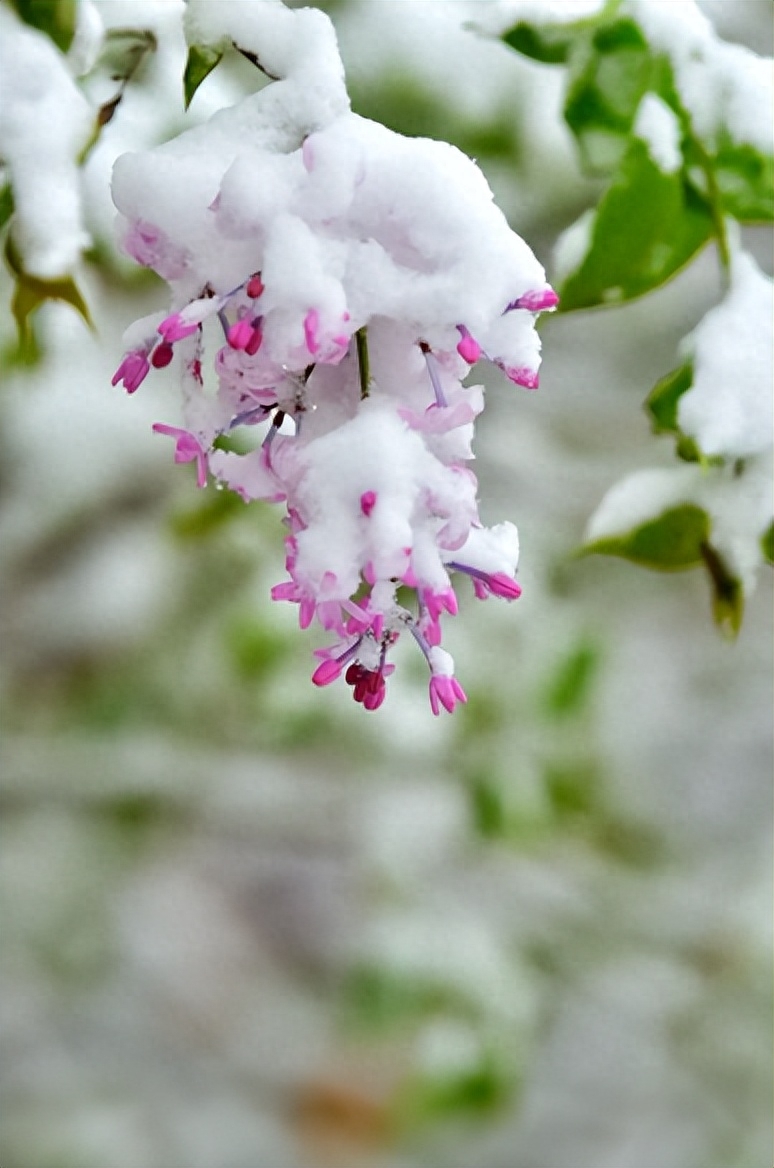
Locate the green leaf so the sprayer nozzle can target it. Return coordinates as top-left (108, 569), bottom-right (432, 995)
top-left (762, 522), bottom-right (774, 567)
top-left (713, 142), bottom-right (774, 222)
top-left (646, 361), bottom-right (694, 435)
top-left (169, 487), bottom-right (245, 540)
top-left (700, 541), bottom-right (744, 636)
top-left (558, 138), bottom-right (713, 309)
top-left (344, 966), bottom-right (463, 1034)
top-left (400, 1054), bottom-right (512, 1124)
top-left (184, 44), bottom-right (223, 109)
top-left (583, 503), bottom-right (710, 570)
top-left (0, 184), bottom-right (14, 232)
top-left (470, 773), bottom-right (510, 839)
top-left (584, 504), bottom-right (745, 633)
top-left (225, 615), bottom-right (288, 683)
top-left (644, 362), bottom-right (710, 462)
top-left (11, 0), bottom-right (77, 53)
top-left (545, 761), bottom-right (601, 820)
top-left (564, 18), bottom-right (658, 173)
top-left (5, 236), bottom-right (93, 362)
top-left (543, 641), bottom-right (600, 717)
top-left (501, 20), bottom-right (581, 65)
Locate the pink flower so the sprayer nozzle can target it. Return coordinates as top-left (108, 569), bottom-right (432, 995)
top-left (304, 308), bottom-right (320, 355)
top-left (499, 363), bottom-right (540, 390)
top-left (158, 313), bottom-right (200, 343)
top-left (421, 586), bottom-right (458, 622)
top-left (345, 661), bottom-right (395, 711)
top-left (152, 424), bottom-right (208, 487)
top-left (227, 318), bottom-right (254, 350)
top-left (448, 562), bottom-right (522, 600)
top-left (429, 673), bottom-right (467, 716)
top-left (122, 220), bottom-right (188, 280)
top-left (398, 401), bottom-right (477, 434)
top-left (112, 349), bottom-right (150, 394)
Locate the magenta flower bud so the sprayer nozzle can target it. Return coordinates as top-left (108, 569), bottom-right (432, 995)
top-left (486, 572), bottom-right (522, 600)
top-left (447, 562), bottom-right (521, 602)
top-left (312, 658), bottom-right (344, 686)
top-left (246, 274), bottom-right (264, 299)
top-left (271, 581), bottom-right (296, 601)
top-left (360, 490), bottom-right (377, 517)
top-left (506, 288), bottom-right (559, 313)
top-left (456, 325), bottom-right (481, 364)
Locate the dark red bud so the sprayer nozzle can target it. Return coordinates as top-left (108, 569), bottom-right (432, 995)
top-left (151, 343), bottom-right (174, 368)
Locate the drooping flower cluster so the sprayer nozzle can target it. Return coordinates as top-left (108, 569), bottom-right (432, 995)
top-left (111, 0), bottom-right (556, 714)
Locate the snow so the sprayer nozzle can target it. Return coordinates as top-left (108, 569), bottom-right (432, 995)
top-left (627, 0), bottom-right (774, 154)
top-left (678, 250), bottom-right (774, 459)
top-left (0, 6), bottom-right (92, 277)
top-left (184, 0), bottom-right (349, 131)
top-left (553, 209), bottom-right (594, 282)
top-left (586, 466), bottom-right (702, 545)
top-left (67, 0), bottom-right (105, 78)
top-left (634, 93), bottom-right (682, 174)
top-left (475, 0), bottom-right (606, 35)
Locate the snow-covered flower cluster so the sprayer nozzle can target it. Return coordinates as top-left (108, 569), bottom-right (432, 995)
top-left (111, 0), bottom-right (555, 714)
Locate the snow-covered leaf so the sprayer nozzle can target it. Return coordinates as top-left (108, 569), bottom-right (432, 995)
top-left (5, 236), bottom-right (92, 363)
top-left (564, 16), bottom-right (657, 174)
top-left (78, 28), bottom-right (157, 162)
top-left (646, 361), bottom-right (693, 436)
top-left (583, 501), bottom-right (745, 635)
top-left (583, 502), bottom-right (710, 571)
top-left (677, 250), bottom-right (774, 460)
top-left (712, 141), bottom-right (773, 223)
top-left (645, 361), bottom-right (701, 462)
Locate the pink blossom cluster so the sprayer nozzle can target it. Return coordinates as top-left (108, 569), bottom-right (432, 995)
top-left (113, 269), bottom-right (553, 713)
top-left (110, 6), bottom-right (555, 713)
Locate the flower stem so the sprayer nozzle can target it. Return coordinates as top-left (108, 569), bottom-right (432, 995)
top-left (695, 140), bottom-right (731, 289)
top-left (356, 327), bottom-right (370, 399)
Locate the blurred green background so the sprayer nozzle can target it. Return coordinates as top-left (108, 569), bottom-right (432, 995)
top-left (1, 3), bottom-right (771, 1167)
